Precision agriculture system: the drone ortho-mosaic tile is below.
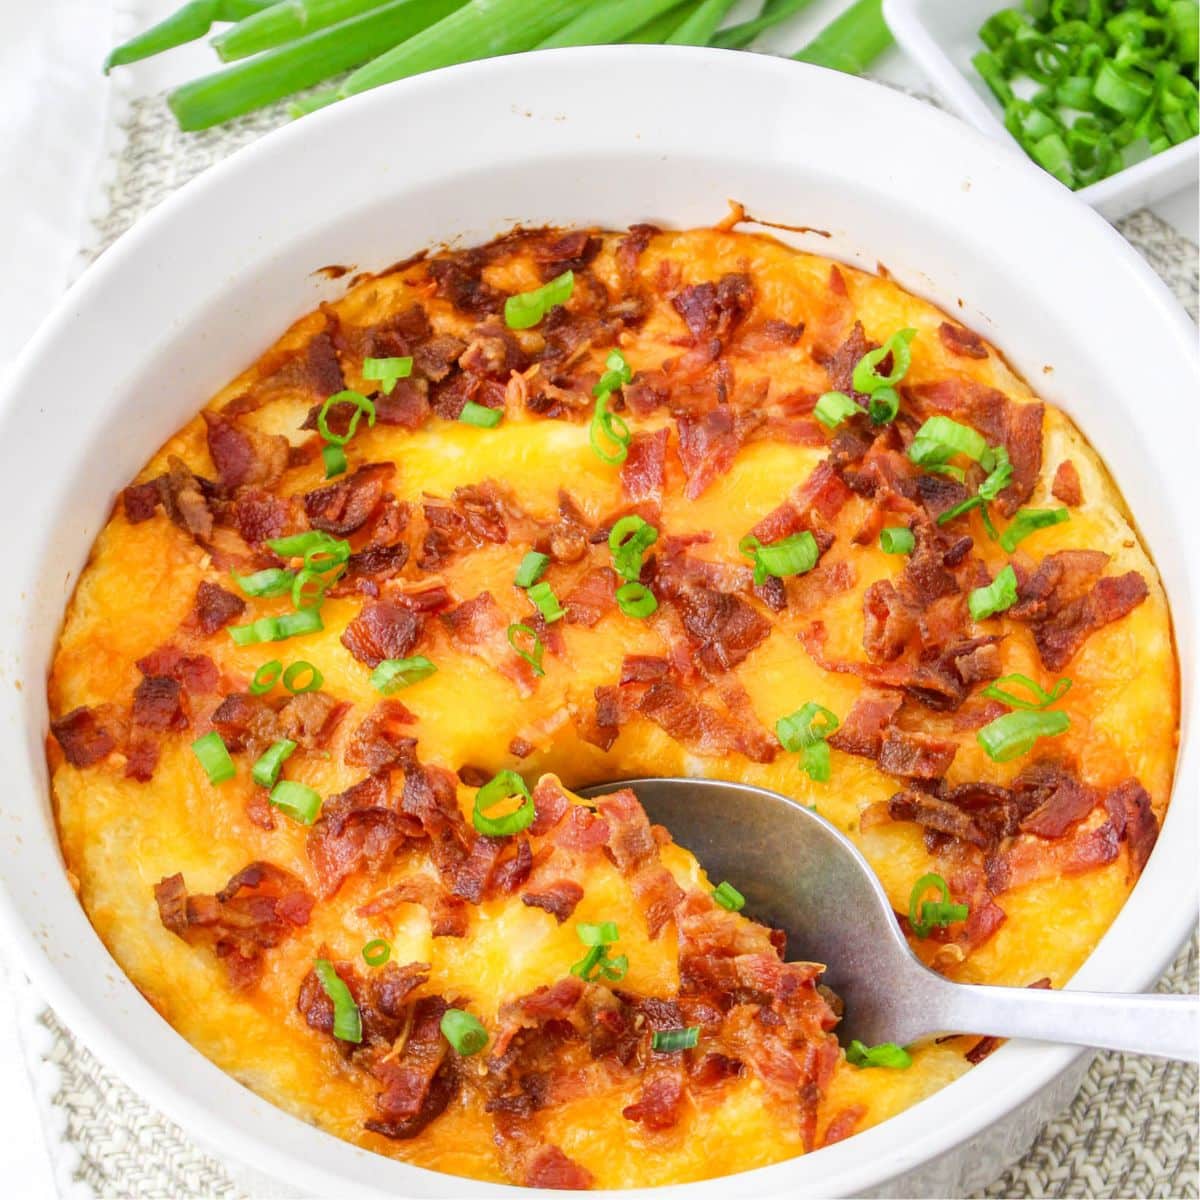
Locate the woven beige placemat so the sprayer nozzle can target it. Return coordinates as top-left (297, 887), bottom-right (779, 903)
top-left (32, 90), bottom-right (1198, 1200)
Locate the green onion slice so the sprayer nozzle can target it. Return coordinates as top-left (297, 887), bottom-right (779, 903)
top-left (249, 659), bottom-right (283, 695)
top-left (269, 779), bottom-right (322, 825)
top-left (880, 527), bottom-right (915, 555)
top-left (814, 390), bottom-right (860, 430)
top-left (739, 531), bottom-right (819, 587)
top-left (527, 580), bottom-right (566, 623)
top-left (590, 391), bottom-right (632, 465)
top-left (291, 567), bottom-right (330, 612)
top-left (652, 1026), bottom-right (700, 1053)
top-left (977, 709), bottom-right (1071, 763)
top-left (907, 872), bottom-right (969, 938)
top-left (473, 769), bottom-right (535, 837)
top-left (981, 673), bottom-right (1072, 711)
top-left (191, 730), bottom-right (236, 785)
top-left (908, 415), bottom-right (990, 471)
top-left (577, 921), bottom-right (620, 946)
top-left (776, 702), bottom-right (840, 783)
top-left (362, 938), bottom-right (391, 968)
top-left (504, 270), bottom-right (574, 330)
top-left (282, 660), bottom-right (323, 693)
top-left (313, 959), bottom-right (361, 1044)
top-left (514, 550), bottom-right (550, 589)
top-left (969, 564), bottom-right (1019, 621)
top-left (229, 607), bottom-right (324, 646)
top-left (868, 386), bottom-right (901, 425)
top-left (322, 442), bottom-right (347, 479)
top-left (251, 739), bottom-right (297, 789)
top-left (609, 515), bottom-right (658, 581)
top-left (507, 622), bottom-right (545, 678)
top-left (594, 348), bottom-right (633, 397)
top-left (616, 581), bottom-right (658, 618)
top-left (361, 355), bottom-right (412, 395)
top-left (232, 567), bottom-right (294, 598)
top-left (267, 531), bottom-right (350, 571)
top-left (846, 1040), bottom-right (912, 1069)
top-left (316, 389), bottom-right (375, 447)
top-left (370, 655), bottom-right (437, 694)
top-left (998, 507), bottom-right (1070, 552)
top-left (712, 881), bottom-right (745, 912)
top-left (459, 401), bottom-right (503, 428)
top-left (852, 328), bottom-right (917, 395)
top-left (570, 943), bottom-right (628, 983)
top-left (440, 1008), bottom-right (488, 1056)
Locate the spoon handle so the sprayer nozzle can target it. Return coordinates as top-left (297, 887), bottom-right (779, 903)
top-left (931, 980), bottom-right (1200, 1063)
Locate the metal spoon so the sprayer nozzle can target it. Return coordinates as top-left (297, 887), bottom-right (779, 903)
top-left (578, 777), bottom-right (1199, 1063)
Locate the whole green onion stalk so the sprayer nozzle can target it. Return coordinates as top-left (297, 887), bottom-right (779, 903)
top-left (104, 0), bottom-right (275, 72)
top-left (794, 0), bottom-right (893, 75)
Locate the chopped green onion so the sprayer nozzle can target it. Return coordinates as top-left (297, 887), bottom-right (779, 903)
top-left (652, 1026), bottom-right (700, 1052)
top-left (977, 709), bottom-right (1071, 763)
top-left (282, 660), bottom-right (323, 693)
top-left (250, 660), bottom-right (283, 695)
top-left (616, 581), bottom-right (658, 618)
top-left (507, 623), bottom-right (545, 678)
top-left (370, 655), bottom-right (437, 693)
top-left (907, 872), bottom-right (969, 938)
top-left (738, 531), bottom-right (819, 587)
top-left (846, 1040), bottom-right (912, 1069)
top-left (593, 348), bottom-right (633, 397)
top-left (269, 779), bottom-right (323, 824)
top-left (527, 581), bottom-right (566, 623)
top-left (251, 739), bottom-right (297, 789)
top-left (977, 445), bottom-right (1013, 500)
top-left (232, 567), bottom-right (295, 598)
top-left (191, 730), bottom-right (236, 784)
top-left (868, 386), bottom-right (901, 425)
top-left (504, 270), bottom-right (574, 330)
top-left (313, 959), bottom-right (362, 1043)
top-left (969, 564), bottom-right (1019, 621)
top-left (514, 551), bottom-right (550, 588)
top-left (228, 607), bottom-right (324, 646)
top-left (880, 527), bottom-right (915, 555)
top-left (590, 391), bottom-right (632, 465)
top-left (852, 328), bottom-right (916, 395)
top-left (908, 415), bottom-right (990, 471)
top-left (776, 702), bottom-right (840, 783)
top-left (291, 567), bottom-right (331, 611)
top-left (577, 921), bottom-right (620, 946)
top-left (316, 389), bottom-right (375, 446)
top-left (362, 938), bottom-right (391, 967)
top-left (981, 673), bottom-right (1073, 710)
top-left (440, 1008), bottom-right (488, 1055)
top-left (712, 881), bottom-right (745, 912)
top-left (609, 515), bottom-right (659, 581)
top-left (459, 401), bottom-right (503, 428)
top-left (999, 508), bottom-right (1070, 552)
top-left (473, 769), bottom-right (535, 837)
top-left (322, 442), bottom-right (348, 479)
top-left (814, 390), bottom-right (860, 430)
top-left (361, 355), bottom-right (413, 395)
top-left (267, 530), bottom-right (351, 568)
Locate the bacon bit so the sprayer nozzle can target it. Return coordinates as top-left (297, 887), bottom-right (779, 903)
top-left (135, 645), bottom-right (219, 694)
top-left (820, 1104), bottom-right (867, 1147)
top-left (673, 587), bottom-right (771, 673)
top-left (615, 223), bottom-right (659, 278)
top-left (345, 701), bottom-right (418, 774)
top-left (523, 1145), bottom-right (594, 1191)
top-left (228, 488), bottom-right (294, 545)
top-left (190, 580), bottom-right (246, 636)
top-left (508, 737), bottom-right (533, 759)
top-left (522, 880), bottom-right (584, 923)
top-left (304, 462), bottom-right (394, 536)
top-left (443, 591), bottom-right (537, 696)
top-left (621, 428), bottom-right (669, 503)
top-left (202, 411), bottom-right (288, 493)
top-left (341, 601), bottom-right (425, 668)
top-left (563, 566), bottom-right (617, 627)
top-left (1051, 460), bottom-right (1083, 506)
top-left (160, 457), bottom-right (215, 539)
top-left (123, 479), bottom-right (163, 523)
top-left (50, 706), bottom-right (118, 768)
top-left (1015, 760), bottom-right (1098, 838)
top-left (672, 274), bottom-right (755, 344)
top-left (420, 481), bottom-right (512, 567)
top-left (459, 323), bottom-right (526, 380)
top-left (620, 654), bottom-right (670, 684)
top-left (675, 406), bottom-right (761, 500)
top-left (623, 1070), bottom-right (686, 1131)
top-left (358, 879), bottom-right (468, 938)
top-left (597, 788), bottom-right (684, 938)
top-left (1030, 569), bottom-right (1148, 672)
top-left (542, 491), bottom-right (592, 565)
top-left (1108, 778), bottom-right (1158, 878)
top-left (278, 691), bottom-right (348, 749)
top-left (124, 735), bottom-right (160, 782)
top-left (938, 322), bottom-right (988, 360)
top-left (638, 679), bottom-right (774, 764)
top-left (209, 691), bottom-right (281, 757)
top-left (428, 252), bottom-right (506, 317)
top-left (751, 460), bottom-right (853, 543)
top-left (307, 775), bottom-right (413, 897)
top-left (375, 378), bottom-right (431, 429)
top-left (877, 727), bottom-right (958, 779)
top-left (155, 862), bottom-right (313, 989)
top-left (414, 334), bottom-right (467, 383)
top-left (819, 321), bottom-right (873, 395)
top-left (828, 690), bottom-right (903, 759)
top-left (132, 675), bottom-right (189, 732)
top-left (828, 265), bottom-right (848, 297)
top-left (452, 835), bottom-right (506, 904)
top-left (530, 775), bottom-right (571, 835)
top-left (691, 1052), bottom-right (744, 1087)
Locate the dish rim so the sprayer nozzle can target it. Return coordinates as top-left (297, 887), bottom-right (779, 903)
top-left (0, 44), bottom-right (1195, 1200)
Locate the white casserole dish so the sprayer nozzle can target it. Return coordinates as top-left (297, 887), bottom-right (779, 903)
top-left (0, 45), bottom-right (1195, 1200)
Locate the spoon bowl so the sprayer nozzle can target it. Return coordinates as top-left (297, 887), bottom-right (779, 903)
top-left (579, 777), bottom-right (1199, 1061)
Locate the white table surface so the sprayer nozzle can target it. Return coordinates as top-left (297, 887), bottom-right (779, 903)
top-left (0, 2), bottom-right (1196, 1197)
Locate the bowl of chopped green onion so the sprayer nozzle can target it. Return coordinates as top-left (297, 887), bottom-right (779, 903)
top-left (885, 0), bottom-right (1198, 216)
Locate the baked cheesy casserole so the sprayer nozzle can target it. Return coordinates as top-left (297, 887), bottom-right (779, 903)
top-left (48, 223), bottom-right (1176, 1189)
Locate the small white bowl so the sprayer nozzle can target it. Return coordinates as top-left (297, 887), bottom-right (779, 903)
top-left (884, 0), bottom-right (1200, 219)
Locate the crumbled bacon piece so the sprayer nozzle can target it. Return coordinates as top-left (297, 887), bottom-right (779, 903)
top-left (675, 406), bottom-right (761, 500)
top-left (341, 601), bottom-right (424, 668)
top-left (672, 274), bottom-right (754, 343)
top-left (1051, 460), bottom-right (1083, 506)
top-left (307, 775), bottom-right (412, 897)
top-left (278, 691), bottom-right (348, 749)
top-left (673, 586), bottom-right (771, 673)
top-left (190, 580), bottom-right (245, 636)
top-left (304, 462), bottom-right (394, 535)
top-left (135, 644), bottom-right (219, 694)
top-left (228, 488), bottom-right (294, 545)
top-left (523, 1146), bottom-right (593, 1191)
top-left (210, 691), bottom-right (280, 757)
top-left (50, 706), bottom-right (118, 768)
top-left (877, 727), bottom-right (958, 779)
top-left (428, 252), bottom-right (506, 317)
top-left (937, 322), bottom-right (988, 359)
top-left (443, 592), bottom-right (537, 696)
top-left (522, 880), bottom-right (584, 923)
top-left (563, 566), bottom-right (617, 627)
top-left (132, 675), bottom-right (188, 732)
top-left (623, 1070), bottom-right (685, 1131)
top-left (615, 223), bottom-right (658, 278)
top-left (621, 428), bottom-right (668, 503)
top-left (202, 411), bottom-right (288, 493)
top-left (344, 701), bottom-right (418, 774)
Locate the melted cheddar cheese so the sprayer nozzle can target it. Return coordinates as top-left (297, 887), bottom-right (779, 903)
top-left (48, 226), bottom-right (1177, 1188)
